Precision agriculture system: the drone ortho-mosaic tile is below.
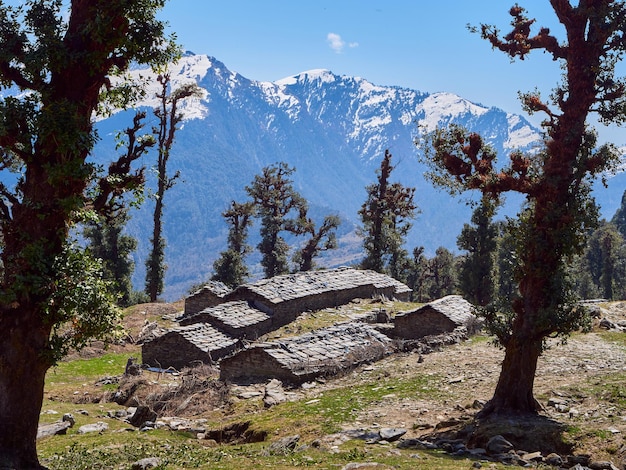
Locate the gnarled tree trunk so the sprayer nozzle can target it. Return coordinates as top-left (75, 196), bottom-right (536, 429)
top-left (0, 311), bottom-right (51, 469)
top-left (479, 334), bottom-right (542, 416)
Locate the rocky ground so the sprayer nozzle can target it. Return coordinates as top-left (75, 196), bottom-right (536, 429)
top-left (46, 300), bottom-right (626, 469)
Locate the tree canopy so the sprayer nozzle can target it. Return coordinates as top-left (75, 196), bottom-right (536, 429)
top-left (423, 1), bottom-right (626, 416)
top-left (0, 1), bottom-right (176, 466)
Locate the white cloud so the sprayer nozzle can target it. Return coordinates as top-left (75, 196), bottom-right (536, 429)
top-left (327, 33), bottom-right (358, 54)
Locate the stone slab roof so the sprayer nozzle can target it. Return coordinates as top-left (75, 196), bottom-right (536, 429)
top-left (228, 267), bottom-right (411, 305)
top-left (191, 281), bottom-right (231, 298)
top-left (162, 323), bottom-right (239, 353)
top-left (258, 322), bottom-right (393, 368)
top-left (178, 300), bottom-right (270, 327)
top-left (410, 295), bottom-right (475, 325)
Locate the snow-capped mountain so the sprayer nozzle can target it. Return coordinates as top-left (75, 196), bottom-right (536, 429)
top-left (91, 53), bottom-right (622, 300)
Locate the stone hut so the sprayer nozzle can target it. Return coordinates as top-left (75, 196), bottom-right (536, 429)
top-left (184, 281), bottom-right (231, 316)
top-left (178, 300), bottom-right (273, 340)
top-left (142, 323), bottom-right (241, 370)
top-left (219, 322), bottom-right (394, 384)
top-left (224, 267), bottom-right (411, 327)
top-left (393, 295), bottom-right (476, 339)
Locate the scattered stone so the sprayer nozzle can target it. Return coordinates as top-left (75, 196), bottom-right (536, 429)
top-left (545, 453), bottom-right (563, 466)
top-left (128, 405), bottom-right (157, 428)
top-left (131, 457), bottom-right (162, 470)
top-left (485, 435), bottom-right (513, 454)
top-left (589, 461), bottom-right (620, 470)
top-left (36, 420), bottom-right (73, 439)
top-left (263, 379), bottom-right (287, 407)
top-left (78, 422), bottom-right (108, 434)
top-left (265, 435), bottom-right (300, 455)
top-left (379, 427), bottom-right (406, 442)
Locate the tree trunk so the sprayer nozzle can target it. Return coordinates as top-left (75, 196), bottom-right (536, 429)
top-left (478, 335), bottom-right (542, 417)
top-left (0, 312), bottom-right (50, 469)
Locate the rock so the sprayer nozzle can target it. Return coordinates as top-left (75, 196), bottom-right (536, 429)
top-left (486, 435), bottom-right (513, 454)
top-left (62, 413), bottom-right (75, 426)
top-left (545, 453), bottom-right (563, 466)
top-left (131, 457), bottom-right (162, 469)
top-left (78, 421), bottom-right (108, 434)
top-left (265, 435), bottom-right (300, 455)
top-left (568, 454), bottom-right (591, 466)
top-left (36, 420), bottom-right (73, 439)
top-left (520, 451), bottom-right (543, 462)
top-left (379, 428), bottom-right (406, 442)
top-left (397, 438), bottom-right (438, 450)
top-left (342, 463), bottom-right (386, 469)
top-left (589, 461), bottom-right (620, 470)
top-left (124, 357), bottom-right (142, 376)
top-left (128, 405), bottom-right (157, 427)
top-left (263, 379), bottom-right (287, 408)
top-left (600, 318), bottom-right (618, 330)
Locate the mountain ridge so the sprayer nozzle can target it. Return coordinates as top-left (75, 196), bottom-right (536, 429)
top-left (90, 53), bottom-right (623, 300)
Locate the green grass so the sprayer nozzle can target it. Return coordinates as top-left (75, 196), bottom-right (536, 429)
top-left (46, 352), bottom-right (131, 388)
top-left (39, 430), bottom-right (507, 470)
top-left (252, 372), bottom-right (445, 436)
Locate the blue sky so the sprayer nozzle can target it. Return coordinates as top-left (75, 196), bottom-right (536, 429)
top-left (160, 1), bottom-right (624, 144)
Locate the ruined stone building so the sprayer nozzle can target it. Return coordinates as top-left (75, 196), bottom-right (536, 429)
top-left (393, 295), bottom-right (476, 339)
top-left (141, 323), bottom-right (241, 370)
top-left (142, 267), bottom-right (412, 370)
top-left (219, 322), bottom-right (394, 384)
top-left (142, 271), bottom-right (478, 382)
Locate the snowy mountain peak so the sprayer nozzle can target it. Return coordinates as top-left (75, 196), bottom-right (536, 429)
top-left (276, 69), bottom-right (337, 86)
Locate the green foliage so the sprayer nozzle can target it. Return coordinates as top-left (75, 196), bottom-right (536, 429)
top-left (45, 244), bottom-right (122, 364)
top-left (145, 73), bottom-right (203, 301)
top-left (83, 209), bottom-right (137, 307)
top-left (359, 150), bottom-right (417, 274)
top-left (457, 197), bottom-right (498, 306)
top-left (212, 201), bottom-right (255, 287)
top-left (246, 162), bottom-right (307, 278)
top-left (293, 214), bottom-right (341, 272)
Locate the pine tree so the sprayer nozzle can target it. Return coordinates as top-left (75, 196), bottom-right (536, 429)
top-left (84, 209), bottom-right (137, 306)
top-left (293, 214), bottom-right (341, 272)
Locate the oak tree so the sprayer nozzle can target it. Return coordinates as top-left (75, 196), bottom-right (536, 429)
top-left (212, 200), bottom-right (256, 287)
top-left (359, 150), bottom-right (417, 274)
top-left (293, 213), bottom-right (341, 272)
top-left (246, 162), bottom-right (307, 278)
top-left (0, 1), bottom-right (175, 466)
top-left (456, 197), bottom-right (498, 306)
top-left (145, 73), bottom-right (201, 301)
top-left (423, 2), bottom-right (625, 416)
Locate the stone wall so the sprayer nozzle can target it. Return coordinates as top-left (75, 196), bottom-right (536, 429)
top-left (142, 323), bottom-right (241, 370)
top-left (184, 281), bottom-right (231, 315)
top-left (219, 322), bottom-right (394, 384)
top-left (394, 295), bottom-right (476, 339)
